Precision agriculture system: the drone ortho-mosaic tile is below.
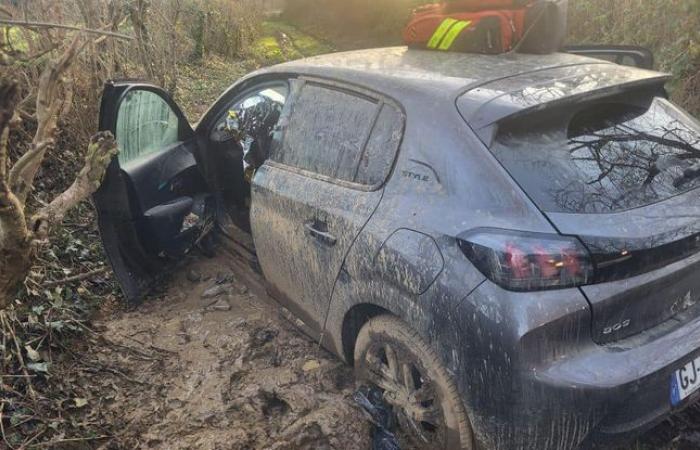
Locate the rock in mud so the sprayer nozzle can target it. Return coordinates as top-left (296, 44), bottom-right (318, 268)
top-left (206, 298), bottom-right (231, 311)
top-left (302, 359), bottom-right (321, 372)
top-left (186, 269), bottom-right (202, 283)
top-left (201, 284), bottom-right (230, 299)
top-left (215, 271), bottom-right (235, 285)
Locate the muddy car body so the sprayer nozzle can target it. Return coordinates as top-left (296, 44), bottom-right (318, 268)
top-left (95, 47), bottom-right (700, 449)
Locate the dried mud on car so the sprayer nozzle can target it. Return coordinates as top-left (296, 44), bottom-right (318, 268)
top-left (89, 254), bottom-right (371, 449)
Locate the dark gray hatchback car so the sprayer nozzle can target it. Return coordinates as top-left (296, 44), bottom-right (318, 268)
top-left (94, 47), bottom-right (700, 450)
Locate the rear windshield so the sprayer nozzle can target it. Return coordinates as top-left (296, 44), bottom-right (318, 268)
top-left (492, 97), bottom-right (700, 214)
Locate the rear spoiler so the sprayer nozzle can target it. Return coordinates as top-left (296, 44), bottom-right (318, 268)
top-left (563, 45), bottom-right (655, 70)
top-left (458, 62), bottom-right (671, 145)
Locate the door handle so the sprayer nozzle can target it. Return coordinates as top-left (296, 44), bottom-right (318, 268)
top-left (305, 222), bottom-right (337, 247)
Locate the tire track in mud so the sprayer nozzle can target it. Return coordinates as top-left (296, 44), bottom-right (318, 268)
top-left (92, 254), bottom-right (370, 449)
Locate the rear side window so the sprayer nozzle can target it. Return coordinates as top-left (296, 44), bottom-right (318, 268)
top-left (356, 104), bottom-right (404, 186)
top-left (492, 97), bottom-right (700, 214)
top-left (273, 82), bottom-right (402, 187)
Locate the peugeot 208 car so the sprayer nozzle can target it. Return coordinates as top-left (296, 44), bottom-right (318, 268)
top-left (95, 47), bottom-right (700, 449)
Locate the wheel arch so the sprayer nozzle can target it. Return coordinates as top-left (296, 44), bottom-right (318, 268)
top-left (340, 303), bottom-right (393, 365)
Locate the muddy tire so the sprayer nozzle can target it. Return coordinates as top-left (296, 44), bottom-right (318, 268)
top-left (354, 315), bottom-right (474, 450)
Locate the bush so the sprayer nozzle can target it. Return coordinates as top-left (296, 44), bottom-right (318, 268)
top-left (185, 0), bottom-right (263, 61)
top-left (568, 0), bottom-right (700, 117)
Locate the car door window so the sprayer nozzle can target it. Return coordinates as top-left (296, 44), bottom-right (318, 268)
top-left (211, 84), bottom-right (288, 177)
top-left (271, 82), bottom-right (403, 188)
top-left (277, 83), bottom-right (379, 181)
top-left (115, 90), bottom-right (180, 165)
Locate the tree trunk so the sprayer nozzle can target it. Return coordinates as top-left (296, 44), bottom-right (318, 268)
top-left (0, 79), bottom-right (32, 308)
top-left (0, 77), bottom-right (117, 309)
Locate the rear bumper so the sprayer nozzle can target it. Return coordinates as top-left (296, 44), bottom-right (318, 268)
top-left (538, 322), bottom-right (700, 449)
top-left (454, 280), bottom-right (700, 450)
top-left (548, 303), bottom-right (700, 448)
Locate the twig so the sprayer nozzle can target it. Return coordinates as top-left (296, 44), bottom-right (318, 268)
top-left (98, 337), bottom-right (160, 361)
top-left (0, 312), bottom-right (37, 401)
top-left (13, 44), bottom-right (60, 62)
top-left (43, 267), bottom-right (109, 287)
top-left (80, 364), bottom-right (152, 386)
top-left (20, 427), bottom-right (46, 448)
top-left (0, 20), bottom-right (133, 40)
top-left (38, 435), bottom-right (111, 447)
top-left (0, 409), bottom-right (16, 450)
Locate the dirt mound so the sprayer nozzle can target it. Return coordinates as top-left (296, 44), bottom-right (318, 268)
top-left (88, 255), bottom-right (370, 449)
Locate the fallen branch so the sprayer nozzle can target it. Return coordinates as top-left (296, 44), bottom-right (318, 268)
top-left (43, 267), bottom-right (109, 288)
top-left (32, 132), bottom-right (118, 239)
top-left (0, 19), bottom-right (134, 41)
top-left (38, 435), bottom-right (112, 447)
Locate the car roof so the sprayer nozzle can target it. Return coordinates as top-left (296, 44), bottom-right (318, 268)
top-left (260, 46), bottom-right (655, 95)
top-left (260, 47), bottom-right (670, 140)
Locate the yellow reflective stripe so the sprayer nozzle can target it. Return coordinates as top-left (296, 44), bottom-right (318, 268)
top-left (427, 18), bottom-right (458, 49)
top-left (438, 20), bottom-right (471, 50)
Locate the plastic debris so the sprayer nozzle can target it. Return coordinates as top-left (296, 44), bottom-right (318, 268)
top-left (353, 386), bottom-right (401, 450)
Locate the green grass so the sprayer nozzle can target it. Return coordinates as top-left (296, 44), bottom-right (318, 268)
top-left (251, 20), bottom-right (334, 64)
top-left (253, 33), bottom-right (286, 62)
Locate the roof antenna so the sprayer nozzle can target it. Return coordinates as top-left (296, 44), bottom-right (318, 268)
top-left (509, 0), bottom-right (566, 55)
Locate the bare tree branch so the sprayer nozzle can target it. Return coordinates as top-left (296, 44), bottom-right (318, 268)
top-left (0, 81), bottom-right (18, 187)
top-left (0, 19), bottom-right (134, 40)
top-left (8, 33), bottom-right (88, 205)
top-left (43, 267), bottom-right (109, 287)
top-left (32, 132), bottom-right (118, 239)
top-left (0, 5), bottom-right (12, 19)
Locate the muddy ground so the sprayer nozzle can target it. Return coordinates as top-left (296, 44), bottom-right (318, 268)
top-left (70, 248), bottom-right (700, 450)
top-left (82, 253), bottom-right (371, 449)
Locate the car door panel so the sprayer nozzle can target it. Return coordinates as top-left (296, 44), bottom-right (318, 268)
top-left (95, 81), bottom-right (211, 302)
top-left (120, 140), bottom-right (205, 214)
top-left (251, 164), bottom-right (383, 333)
top-left (249, 79), bottom-right (404, 337)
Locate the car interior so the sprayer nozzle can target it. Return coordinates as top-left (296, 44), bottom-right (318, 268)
top-left (203, 83), bottom-right (288, 233)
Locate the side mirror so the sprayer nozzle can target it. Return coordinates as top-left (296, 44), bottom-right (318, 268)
top-left (563, 45), bottom-right (655, 70)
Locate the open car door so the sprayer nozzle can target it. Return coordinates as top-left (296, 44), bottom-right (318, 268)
top-left (94, 81), bottom-right (213, 303)
top-left (564, 45), bottom-right (655, 70)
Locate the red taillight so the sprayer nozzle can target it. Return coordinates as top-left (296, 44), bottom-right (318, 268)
top-left (532, 244), bottom-right (559, 278)
top-left (505, 243), bottom-right (529, 278)
top-left (458, 229), bottom-right (593, 291)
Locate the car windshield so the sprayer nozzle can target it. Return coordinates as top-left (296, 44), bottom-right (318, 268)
top-left (491, 97), bottom-right (700, 214)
